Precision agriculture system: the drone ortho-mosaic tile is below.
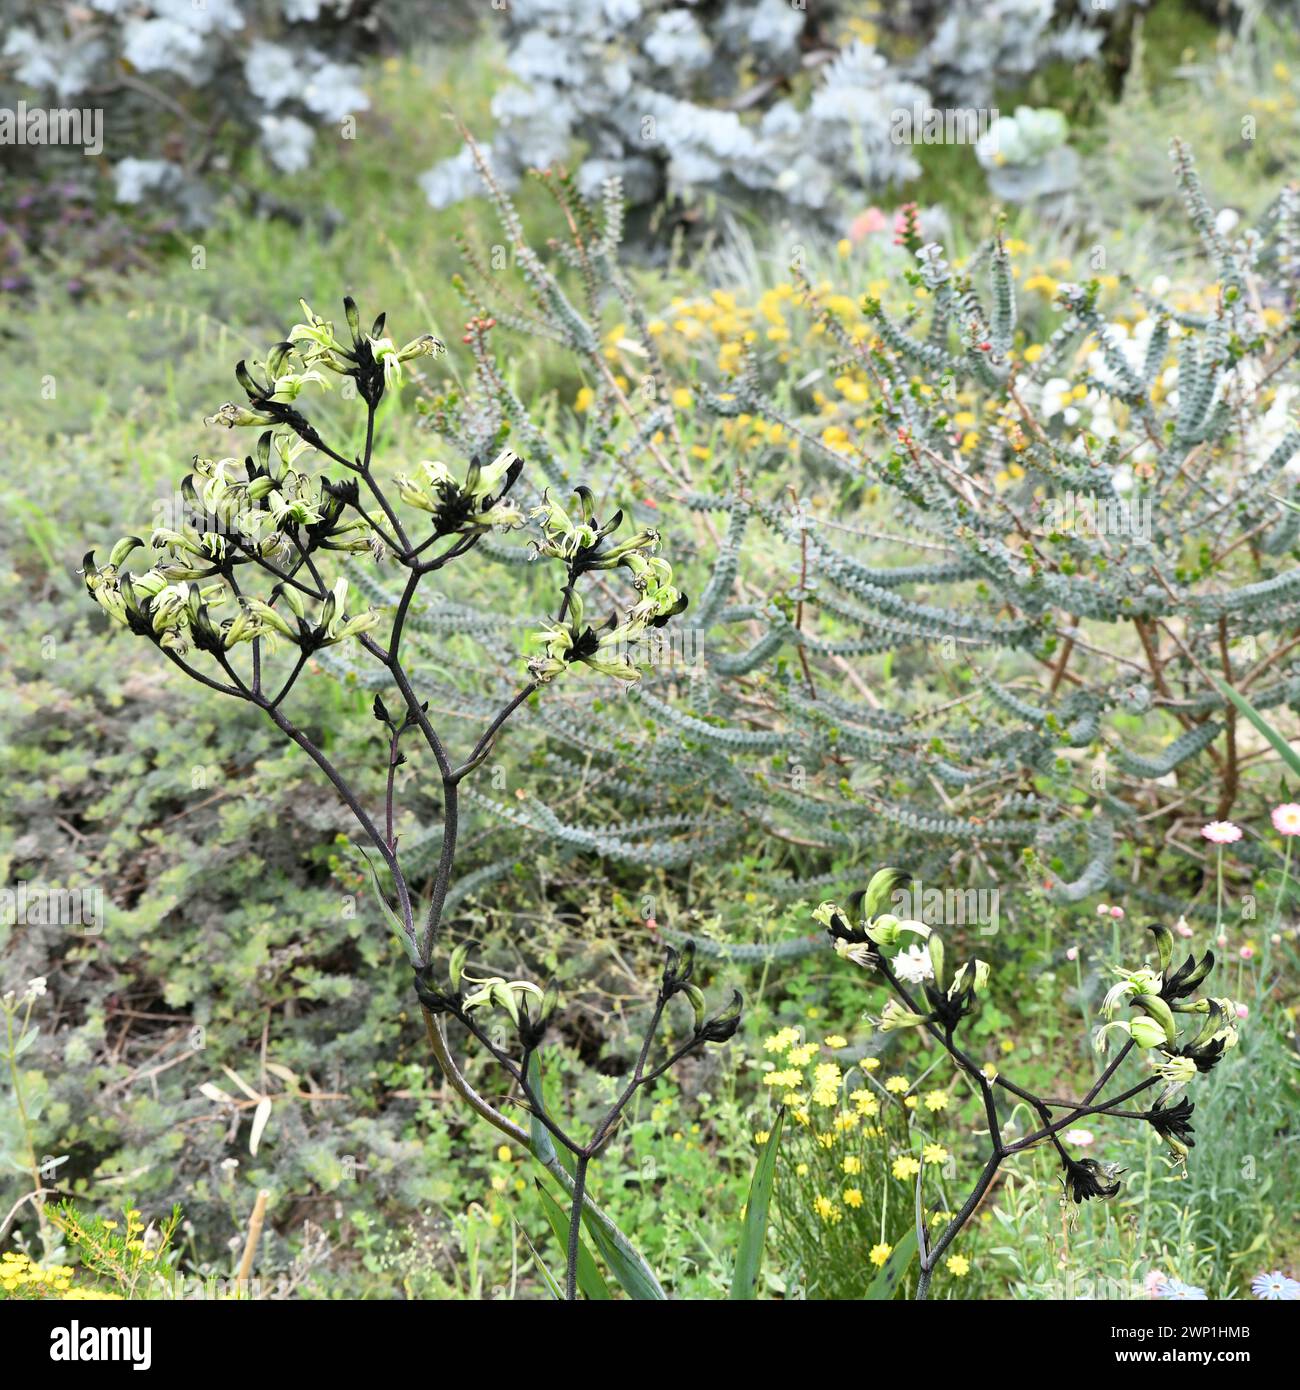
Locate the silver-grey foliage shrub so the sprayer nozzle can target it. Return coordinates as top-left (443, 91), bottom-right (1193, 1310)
top-left (420, 0), bottom-right (1138, 225)
top-left (392, 139), bottom-right (1300, 945)
top-left (1, 0), bottom-right (441, 223)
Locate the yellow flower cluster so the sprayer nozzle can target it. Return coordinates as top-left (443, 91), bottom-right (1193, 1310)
top-left (811, 1061), bottom-right (842, 1108)
top-left (0, 1251), bottom-right (123, 1300)
top-left (582, 225), bottom-right (1300, 526)
top-left (813, 1194), bottom-right (841, 1225)
top-left (849, 1088), bottom-right (879, 1118)
top-left (1, 1252), bottom-right (75, 1294)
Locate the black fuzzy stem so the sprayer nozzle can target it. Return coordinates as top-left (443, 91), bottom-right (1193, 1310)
top-left (566, 1156), bottom-right (590, 1301)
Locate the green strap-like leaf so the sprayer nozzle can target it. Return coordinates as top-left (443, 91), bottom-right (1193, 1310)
top-left (864, 1229), bottom-right (918, 1300)
top-left (1211, 676), bottom-right (1300, 779)
top-left (533, 1179), bottom-right (611, 1301)
top-left (527, 1054), bottom-right (665, 1299)
top-left (730, 1107), bottom-right (784, 1299)
top-left (526, 1052), bottom-right (574, 1177)
top-left (349, 844), bottom-right (418, 964)
top-left (514, 1217), bottom-right (564, 1300)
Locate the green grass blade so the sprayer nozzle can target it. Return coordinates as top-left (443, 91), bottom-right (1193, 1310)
top-left (534, 1179), bottom-right (612, 1301)
top-left (730, 1106), bottom-right (784, 1299)
top-left (514, 1217), bottom-right (563, 1300)
top-left (1211, 676), bottom-right (1300, 779)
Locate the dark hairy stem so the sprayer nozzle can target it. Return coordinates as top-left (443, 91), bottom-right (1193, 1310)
top-left (565, 1156), bottom-right (590, 1302)
top-left (453, 985), bottom-right (700, 1299)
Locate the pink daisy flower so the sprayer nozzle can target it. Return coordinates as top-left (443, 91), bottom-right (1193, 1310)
top-left (1201, 821), bottom-right (1242, 844)
top-left (1175, 916), bottom-right (1194, 938)
top-left (1272, 803), bottom-right (1300, 837)
top-left (849, 207), bottom-right (888, 241)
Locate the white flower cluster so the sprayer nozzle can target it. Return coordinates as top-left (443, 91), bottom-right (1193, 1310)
top-left (420, 0), bottom-right (1135, 225)
top-left (2, 0), bottom-right (385, 220)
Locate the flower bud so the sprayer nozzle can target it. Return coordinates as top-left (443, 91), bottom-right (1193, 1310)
top-left (1134, 994), bottom-right (1178, 1047)
top-left (928, 932), bottom-right (948, 994)
top-left (1148, 922), bottom-right (1174, 975)
top-left (697, 989), bottom-right (743, 1044)
top-left (1128, 1015), bottom-right (1168, 1049)
top-left (683, 983), bottom-right (707, 1032)
top-left (661, 939), bottom-right (696, 997)
top-left (448, 941), bottom-right (475, 991)
top-left (108, 535), bottom-right (144, 568)
top-left (879, 999), bottom-right (930, 1032)
top-left (863, 867), bottom-right (910, 921)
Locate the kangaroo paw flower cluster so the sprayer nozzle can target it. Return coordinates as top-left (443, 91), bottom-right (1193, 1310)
top-left (525, 488), bottom-right (688, 686)
top-left (1097, 923), bottom-right (1241, 1111)
top-left (820, 867), bottom-right (1243, 1294)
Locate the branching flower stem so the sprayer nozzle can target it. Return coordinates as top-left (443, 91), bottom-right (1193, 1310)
top-left (86, 303), bottom-right (729, 1304)
top-left (868, 957), bottom-right (1157, 1298)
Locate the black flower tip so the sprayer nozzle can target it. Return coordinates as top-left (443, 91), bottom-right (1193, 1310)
top-left (1062, 1156), bottom-right (1125, 1204)
top-left (1180, 1036), bottom-right (1226, 1074)
top-left (661, 939), bottom-right (696, 997)
top-left (1145, 1096), bottom-right (1195, 1147)
top-left (697, 989), bottom-right (743, 1044)
top-left (517, 982), bottom-right (558, 1052)
top-left (819, 906), bottom-right (864, 945)
top-left (1161, 948), bottom-right (1214, 1001)
top-left (322, 476), bottom-right (361, 507)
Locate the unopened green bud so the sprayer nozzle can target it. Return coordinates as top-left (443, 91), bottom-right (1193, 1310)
top-left (863, 867), bottom-right (910, 921)
top-left (684, 983), bottom-right (707, 1031)
top-left (1128, 1015), bottom-right (1168, 1049)
top-left (928, 932), bottom-right (948, 994)
top-left (1135, 994), bottom-right (1178, 1047)
top-left (1148, 922), bottom-right (1174, 975)
top-left (109, 535), bottom-right (144, 568)
top-left (448, 941), bottom-right (474, 991)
